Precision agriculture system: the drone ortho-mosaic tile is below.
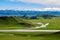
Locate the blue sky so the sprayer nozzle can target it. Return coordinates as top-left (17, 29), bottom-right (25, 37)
top-left (0, 0), bottom-right (60, 10)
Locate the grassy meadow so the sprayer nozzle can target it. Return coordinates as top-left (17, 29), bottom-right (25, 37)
top-left (0, 17), bottom-right (60, 30)
top-left (0, 32), bottom-right (60, 40)
top-left (27, 17), bottom-right (60, 30)
top-left (0, 17), bottom-right (60, 40)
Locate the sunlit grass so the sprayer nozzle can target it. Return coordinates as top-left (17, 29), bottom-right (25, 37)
top-left (27, 17), bottom-right (60, 30)
top-left (0, 17), bottom-right (60, 30)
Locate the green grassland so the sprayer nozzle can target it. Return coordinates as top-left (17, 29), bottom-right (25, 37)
top-left (0, 17), bottom-right (60, 30)
top-left (27, 17), bottom-right (60, 30)
top-left (0, 17), bottom-right (29, 29)
top-left (0, 32), bottom-right (60, 40)
top-left (0, 17), bottom-right (60, 40)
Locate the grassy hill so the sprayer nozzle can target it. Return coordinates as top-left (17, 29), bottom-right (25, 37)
top-left (0, 17), bottom-right (60, 30)
top-left (0, 17), bottom-right (30, 29)
top-left (0, 17), bottom-right (60, 40)
top-left (27, 17), bottom-right (60, 30)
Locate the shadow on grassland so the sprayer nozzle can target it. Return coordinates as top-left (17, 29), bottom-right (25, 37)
top-left (13, 32), bottom-right (60, 37)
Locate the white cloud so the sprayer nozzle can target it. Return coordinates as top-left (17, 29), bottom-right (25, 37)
top-left (22, 0), bottom-right (60, 5)
top-left (9, 0), bottom-right (60, 6)
top-left (15, 7), bottom-right (60, 11)
top-left (20, 7), bottom-right (60, 11)
top-left (42, 8), bottom-right (60, 11)
top-left (7, 0), bottom-right (60, 11)
top-left (11, 7), bottom-right (40, 10)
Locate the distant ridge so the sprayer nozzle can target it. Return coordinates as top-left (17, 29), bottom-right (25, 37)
top-left (0, 10), bottom-right (60, 16)
top-left (0, 8), bottom-right (60, 11)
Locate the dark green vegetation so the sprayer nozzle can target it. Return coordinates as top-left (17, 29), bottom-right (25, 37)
top-left (0, 32), bottom-right (60, 40)
top-left (0, 17), bottom-right (37, 29)
top-left (0, 15), bottom-right (45, 29)
top-left (0, 16), bottom-right (60, 30)
top-left (38, 14), bottom-right (57, 19)
top-left (0, 17), bottom-right (28, 29)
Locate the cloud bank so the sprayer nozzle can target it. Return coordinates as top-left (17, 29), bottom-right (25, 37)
top-left (42, 8), bottom-right (60, 11)
top-left (11, 7), bottom-right (60, 11)
top-left (9, 0), bottom-right (60, 6)
top-left (6, 0), bottom-right (60, 11)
